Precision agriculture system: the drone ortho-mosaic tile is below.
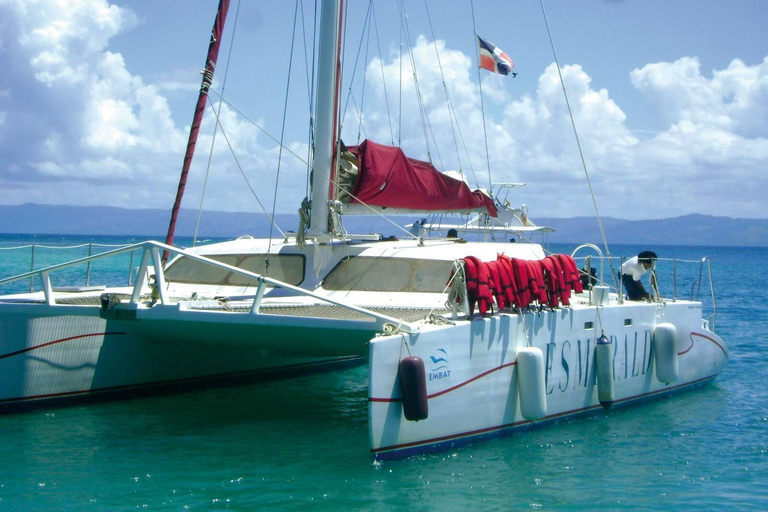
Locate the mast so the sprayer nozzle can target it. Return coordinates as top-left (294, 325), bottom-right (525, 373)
top-left (308, 0), bottom-right (343, 237)
top-left (163, 0), bottom-right (231, 258)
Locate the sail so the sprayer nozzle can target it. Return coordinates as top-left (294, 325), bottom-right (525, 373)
top-left (346, 140), bottom-right (497, 217)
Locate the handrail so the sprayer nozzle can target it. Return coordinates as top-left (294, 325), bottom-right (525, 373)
top-left (0, 241), bottom-right (417, 334)
top-left (0, 243), bottom-right (138, 288)
top-left (568, 252), bottom-right (718, 332)
top-left (703, 257), bottom-right (717, 330)
top-left (0, 242), bottom-right (134, 292)
top-left (571, 243), bottom-right (604, 284)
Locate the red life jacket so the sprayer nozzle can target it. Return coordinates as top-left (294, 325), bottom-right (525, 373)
top-left (510, 258), bottom-right (532, 308)
top-left (545, 254), bottom-right (570, 306)
top-left (485, 261), bottom-right (504, 309)
top-left (525, 259), bottom-right (548, 305)
top-left (539, 258), bottom-right (562, 308)
top-left (496, 254), bottom-right (518, 307)
top-left (464, 256), bottom-right (493, 315)
top-left (556, 253), bottom-right (583, 294)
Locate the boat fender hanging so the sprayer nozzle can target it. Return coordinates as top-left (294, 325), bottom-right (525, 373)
top-left (595, 334), bottom-right (615, 409)
top-left (653, 323), bottom-right (679, 384)
top-left (399, 356), bottom-right (429, 421)
top-left (516, 347), bottom-right (547, 421)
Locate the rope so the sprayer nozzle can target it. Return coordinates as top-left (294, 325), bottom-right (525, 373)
top-left (517, 308), bottom-right (532, 348)
top-left (443, 259), bottom-right (469, 319)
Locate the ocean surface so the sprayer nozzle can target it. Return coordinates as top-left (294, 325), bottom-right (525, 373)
top-left (0, 234), bottom-right (765, 510)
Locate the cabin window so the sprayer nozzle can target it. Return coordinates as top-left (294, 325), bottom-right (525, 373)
top-left (584, 321), bottom-right (594, 330)
top-left (321, 257), bottom-right (454, 293)
top-left (164, 254), bottom-right (305, 286)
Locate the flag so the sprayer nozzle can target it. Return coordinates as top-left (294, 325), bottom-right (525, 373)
top-left (477, 35), bottom-right (515, 76)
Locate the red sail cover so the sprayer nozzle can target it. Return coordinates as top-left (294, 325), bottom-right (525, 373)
top-left (348, 140), bottom-right (497, 216)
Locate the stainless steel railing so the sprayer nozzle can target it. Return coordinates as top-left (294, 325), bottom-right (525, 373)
top-left (0, 240), bottom-right (417, 333)
top-left (570, 248), bottom-right (718, 331)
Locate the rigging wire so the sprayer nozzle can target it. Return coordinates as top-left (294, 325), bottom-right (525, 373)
top-left (267, 0), bottom-right (304, 259)
top-left (538, 0), bottom-right (619, 291)
top-left (396, 0), bottom-right (442, 169)
top-left (422, 0), bottom-right (473, 185)
top-left (301, 0), bottom-right (319, 200)
top-left (208, 90), bottom-right (309, 166)
top-left (198, 91), bottom-right (434, 244)
top-left (350, 95), bottom-right (368, 141)
top-left (193, 0), bottom-right (242, 247)
top-left (204, 92), bottom-right (286, 238)
top-left (398, 4), bottom-right (403, 146)
top-left (339, 2), bottom-right (374, 133)
top-left (470, 0), bottom-right (495, 200)
top-left (357, 4), bottom-right (372, 144)
top-left (370, 3), bottom-right (396, 146)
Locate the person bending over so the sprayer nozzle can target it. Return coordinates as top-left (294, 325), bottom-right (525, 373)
top-left (620, 250), bottom-right (657, 301)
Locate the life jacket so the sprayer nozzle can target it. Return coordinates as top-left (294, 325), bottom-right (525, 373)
top-left (463, 256), bottom-right (493, 315)
top-left (524, 259), bottom-right (548, 305)
top-left (485, 261), bottom-right (502, 310)
top-left (496, 254), bottom-right (518, 307)
top-left (545, 255), bottom-right (570, 306)
top-left (487, 260), bottom-right (510, 310)
top-left (539, 257), bottom-right (562, 308)
top-left (555, 253), bottom-right (583, 294)
top-left (510, 258), bottom-right (531, 308)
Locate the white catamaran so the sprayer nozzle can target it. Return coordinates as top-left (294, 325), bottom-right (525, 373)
top-left (0, 0), bottom-right (727, 460)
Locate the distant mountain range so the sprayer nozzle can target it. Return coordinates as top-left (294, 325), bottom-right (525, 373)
top-left (1, 203), bottom-right (766, 247)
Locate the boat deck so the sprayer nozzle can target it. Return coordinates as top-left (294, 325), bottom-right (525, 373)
top-left (0, 290), bottom-right (449, 323)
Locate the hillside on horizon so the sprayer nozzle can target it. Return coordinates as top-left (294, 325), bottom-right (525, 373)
top-left (1, 203), bottom-right (767, 247)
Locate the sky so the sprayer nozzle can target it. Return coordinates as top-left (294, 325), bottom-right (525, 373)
top-left (1, 0), bottom-right (767, 223)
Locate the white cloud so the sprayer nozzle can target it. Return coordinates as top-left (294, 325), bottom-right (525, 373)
top-left (1, 1), bottom-right (767, 222)
top-left (0, 0), bottom-right (268, 212)
top-left (339, 37), bottom-right (768, 219)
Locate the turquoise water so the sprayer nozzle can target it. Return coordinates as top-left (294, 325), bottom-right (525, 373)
top-left (0, 236), bottom-right (765, 510)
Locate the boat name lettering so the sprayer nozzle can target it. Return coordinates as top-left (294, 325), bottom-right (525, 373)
top-left (544, 330), bottom-right (654, 394)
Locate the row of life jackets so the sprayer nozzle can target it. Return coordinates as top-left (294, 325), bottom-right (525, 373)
top-left (458, 254), bottom-right (584, 315)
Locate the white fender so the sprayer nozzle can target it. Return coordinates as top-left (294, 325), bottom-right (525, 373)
top-left (516, 347), bottom-right (547, 421)
top-left (653, 323), bottom-right (679, 384)
top-left (595, 335), bottom-right (614, 409)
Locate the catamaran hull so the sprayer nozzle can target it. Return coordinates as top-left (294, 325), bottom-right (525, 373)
top-left (368, 300), bottom-right (728, 460)
top-left (0, 302), bottom-right (376, 411)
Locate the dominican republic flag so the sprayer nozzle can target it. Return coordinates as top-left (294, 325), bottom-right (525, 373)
top-left (477, 35), bottom-right (515, 76)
